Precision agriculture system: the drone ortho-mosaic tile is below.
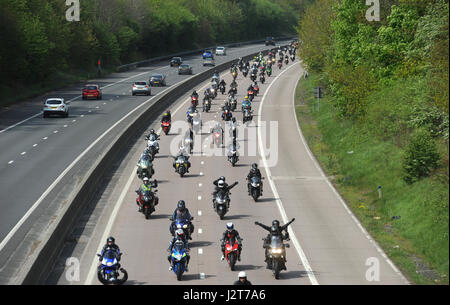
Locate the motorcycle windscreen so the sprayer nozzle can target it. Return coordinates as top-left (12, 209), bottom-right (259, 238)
top-left (270, 235), bottom-right (283, 249)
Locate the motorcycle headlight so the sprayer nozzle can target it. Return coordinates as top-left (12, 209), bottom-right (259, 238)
top-left (177, 224), bottom-right (182, 229)
top-left (270, 248), bottom-right (283, 254)
top-left (106, 262), bottom-right (113, 266)
top-left (183, 224), bottom-right (188, 229)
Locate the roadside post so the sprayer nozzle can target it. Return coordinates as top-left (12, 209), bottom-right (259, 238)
top-left (313, 87), bottom-right (323, 112)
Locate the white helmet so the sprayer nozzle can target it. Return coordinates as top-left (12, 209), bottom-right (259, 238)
top-left (218, 180), bottom-right (225, 188)
top-left (238, 271), bottom-right (246, 278)
top-left (143, 177), bottom-right (149, 182)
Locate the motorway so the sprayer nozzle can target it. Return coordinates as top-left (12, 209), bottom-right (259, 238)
top-left (47, 55), bottom-right (408, 285)
top-left (0, 42), bottom-right (283, 275)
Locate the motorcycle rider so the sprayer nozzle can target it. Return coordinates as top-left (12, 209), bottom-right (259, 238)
top-left (220, 222), bottom-right (243, 261)
top-left (191, 90), bottom-right (199, 99)
top-left (247, 163), bottom-right (263, 195)
top-left (242, 96), bottom-right (251, 112)
top-left (219, 79), bottom-right (226, 91)
top-left (212, 178), bottom-right (238, 208)
top-left (170, 200), bottom-right (194, 239)
top-left (254, 218), bottom-right (295, 269)
top-left (167, 229), bottom-right (190, 271)
top-left (230, 117), bottom-right (238, 140)
top-left (233, 271), bottom-right (252, 285)
top-left (173, 150), bottom-right (191, 173)
top-left (98, 237), bottom-right (121, 263)
top-left (211, 122), bottom-right (224, 145)
top-left (136, 177), bottom-right (158, 212)
top-left (162, 109), bottom-right (171, 123)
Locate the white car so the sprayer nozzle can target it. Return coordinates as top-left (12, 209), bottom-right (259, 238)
top-left (215, 47), bottom-right (226, 56)
top-left (132, 81), bottom-right (151, 96)
top-left (43, 98), bottom-right (69, 118)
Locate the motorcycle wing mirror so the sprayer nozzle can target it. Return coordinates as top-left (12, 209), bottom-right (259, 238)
top-left (97, 254), bottom-right (101, 257)
top-left (285, 244), bottom-right (290, 248)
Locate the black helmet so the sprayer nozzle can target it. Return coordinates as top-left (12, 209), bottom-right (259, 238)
top-left (252, 163), bottom-right (258, 170)
top-left (219, 176), bottom-right (226, 182)
top-left (272, 220), bottom-right (280, 229)
top-left (150, 128), bottom-right (155, 133)
top-left (270, 225), bottom-right (278, 233)
top-left (107, 236), bottom-right (115, 246)
top-left (177, 200), bottom-right (185, 209)
top-left (232, 117), bottom-right (236, 122)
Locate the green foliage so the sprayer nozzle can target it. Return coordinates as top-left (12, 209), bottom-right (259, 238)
top-left (402, 129), bottom-right (441, 184)
top-left (0, 0), bottom-right (301, 104)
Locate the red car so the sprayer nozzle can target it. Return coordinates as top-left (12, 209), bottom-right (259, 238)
top-left (82, 84), bottom-right (102, 100)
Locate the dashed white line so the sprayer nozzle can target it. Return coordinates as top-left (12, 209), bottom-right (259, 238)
top-left (198, 210), bottom-right (202, 216)
top-left (198, 228), bottom-right (203, 234)
top-left (199, 172), bottom-right (204, 176)
top-left (53, 130), bottom-right (58, 134)
top-left (198, 248), bottom-right (203, 254)
top-left (80, 115), bottom-right (84, 117)
top-left (63, 125), bottom-right (68, 128)
top-left (72, 120), bottom-right (76, 122)
top-left (198, 183), bottom-right (202, 187)
top-left (197, 195), bottom-right (202, 200)
top-left (33, 144), bottom-right (38, 147)
top-left (43, 137), bottom-right (48, 140)
top-left (201, 161), bottom-right (204, 165)
top-left (8, 160), bottom-right (14, 164)
top-left (21, 152), bottom-right (26, 155)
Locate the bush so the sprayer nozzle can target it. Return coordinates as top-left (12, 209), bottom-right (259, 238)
top-left (402, 129), bottom-right (440, 184)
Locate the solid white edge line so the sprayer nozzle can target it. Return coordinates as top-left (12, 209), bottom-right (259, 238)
top-left (258, 61), bottom-right (319, 285)
top-left (84, 71), bottom-right (231, 284)
top-left (291, 63), bottom-right (410, 285)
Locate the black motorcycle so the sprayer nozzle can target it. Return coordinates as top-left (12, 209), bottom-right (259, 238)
top-left (265, 235), bottom-right (290, 279)
top-left (213, 189), bottom-right (230, 220)
top-left (248, 176), bottom-right (263, 201)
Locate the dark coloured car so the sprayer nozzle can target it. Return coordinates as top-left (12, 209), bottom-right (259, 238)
top-left (170, 57), bottom-right (182, 67)
top-left (265, 37), bottom-right (275, 46)
top-left (149, 74), bottom-right (167, 86)
top-left (178, 64), bottom-right (193, 75)
top-left (202, 50), bottom-right (214, 59)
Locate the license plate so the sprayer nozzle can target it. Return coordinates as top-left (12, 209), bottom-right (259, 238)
top-left (51, 107), bottom-right (58, 109)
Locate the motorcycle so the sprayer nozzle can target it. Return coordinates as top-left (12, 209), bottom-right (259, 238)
top-left (230, 97), bottom-right (237, 112)
top-left (170, 240), bottom-right (188, 281)
top-left (137, 155), bottom-right (154, 179)
top-left (170, 216), bottom-right (193, 240)
top-left (210, 86), bottom-right (218, 98)
top-left (224, 237), bottom-right (242, 271)
top-left (248, 176), bottom-right (263, 201)
top-left (202, 98), bottom-right (211, 112)
top-left (253, 84), bottom-right (259, 96)
top-left (192, 115), bottom-right (202, 134)
top-left (97, 250), bottom-right (127, 285)
top-left (191, 96), bottom-right (198, 107)
top-left (247, 89), bottom-right (254, 101)
top-left (278, 61), bottom-right (282, 69)
top-left (284, 57), bottom-right (289, 65)
top-left (212, 129), bottom-right (223, 148)
top-left (213, 189), bottom-right (230, 220)
top-left (243, 109), bottom-right (253, 125)
top-left (242, 68), bottom-right (248, 78)
top-left (136, 189), bottom-right (158, 219)
top-left (266, 66), bottom-right (272, 77)
top-left (266, 235), bottom-right (290, 279)
top-left (231, 70), bottom-right (237, 80)
top-left (161, 120), bottom-right (171, 135)
top-left (219, 83), bottom-right (226, 94)
top-left (227, 145), bottom-right (239, 167)
top-left (174, 155), bottom-right (190, 177)
top-left (146, 134), bottom-right (160, 157)
top-left (222, 108), bottom-right (232, 121)
top-left (260, 73), bottom-right (265, 84)
top-left (250, 72), bottom-right (257, 82)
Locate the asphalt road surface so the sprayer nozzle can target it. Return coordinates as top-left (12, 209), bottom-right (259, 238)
top-left (0, 42), bottom-right (285, 255)
top-left (48, 54), bottom-right (408, 285)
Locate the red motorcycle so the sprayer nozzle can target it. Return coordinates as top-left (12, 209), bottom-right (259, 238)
top-left (191, 96), bottom-right (198, 107)
top-left (136, 190), bottom-right (158, 219)
top-left (213, 131), bottom-right (222, 147)
top-left (253, 85), bottom-right (259, 96)
top-left (161, 120), bottom-right (171, 135)
top-left (247, 89), bottom-right (254, 101)
top-left (224, 237), bottom-right (241, 271)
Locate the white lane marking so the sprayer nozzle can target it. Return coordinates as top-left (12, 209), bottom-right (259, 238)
top-left (103, 103), bottom-right (106, 105)
top-left (33, 144), bottom-right (37, 147)
top-left (291, 64), bottom-right (409, 284)
top-left (258, 62), bottom-right (319, 285)
top-left (198, 210), bottom-right (202, 216)
top-left (21, 152), bottom-right (26, 155)
top-left (198, 228), bottom-right (203, 234)
top-left (80, 115), bottom-right (84, 118)
top-left (0, 84), bottom-right (175, 255)
top-left (88, 110), bottom-right (92, 113)
top-left (200, 273), bottom-right (205, 279)
top-left (197, 195), bottom-right (202, 200)
top-left (198, 183), bottom-right (202, 187)
top-left (201, 161), bottom-right (204, 165)
top-left (64, 125), bottom-right (68, 128)
top-left (198, 248), bottom-right (203, 255)
top-left (43, 137), bottom-right (48, 140)
top-left (72, 120), bottom-right (76, 122)
top-left (199, 172), bottom-right (203, 176)
top-left (53, 130), bottom-right (58, 134)
top-left (84, 71), bottom-right (220, 284)
top-left (8, 160), bottom-right (14, 164)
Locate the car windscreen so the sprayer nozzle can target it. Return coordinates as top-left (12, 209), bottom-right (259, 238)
top-left (85, 86), bottom-right (97, 90)
top-left (172, 58), bottom-right (181, 61)
top-left (180, 65), bottom-right (189, 68)
top-left (135, 82), bottom-right (147, 86)
top-left (151, 75), bottom-right (163, 79)
top-left (47, 100), bottom-right (62, 105)
top-left (216, 47), bottom-right (224, 50)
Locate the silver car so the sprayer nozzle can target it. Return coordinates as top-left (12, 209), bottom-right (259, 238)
top-left (132, 81), bottom-right (151, 96)
top-left (43, 98), bottom-right (69, 118)
top-left (215, 46), bottom-right (226, 56)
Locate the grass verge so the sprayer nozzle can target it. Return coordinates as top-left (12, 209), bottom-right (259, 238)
top-left (294, 72), bottom-right (449, 285)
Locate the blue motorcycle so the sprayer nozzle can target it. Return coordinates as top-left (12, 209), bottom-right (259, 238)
top-left (170, 217), bottom-right (193, 240)
top-left (170, 240), bottom-right (188, 281)
top-left (97, 250), bottom-right (128, 285)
